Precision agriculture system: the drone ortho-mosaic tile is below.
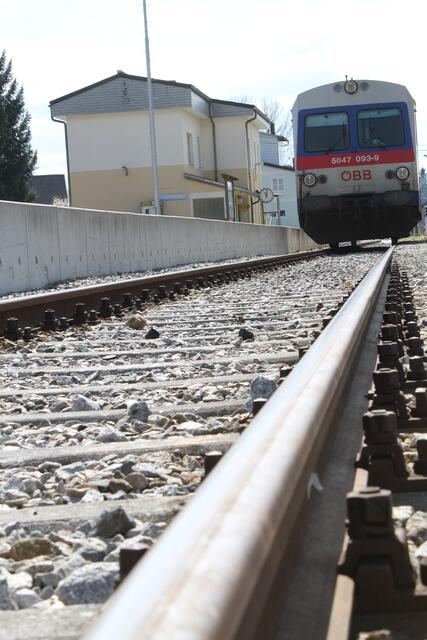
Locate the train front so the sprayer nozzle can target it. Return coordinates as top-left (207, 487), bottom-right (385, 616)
top-left (292, 79), bottom-right (420, 245)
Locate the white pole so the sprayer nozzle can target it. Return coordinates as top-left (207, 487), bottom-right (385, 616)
top-left (142, 0), bottom-right (161, 214)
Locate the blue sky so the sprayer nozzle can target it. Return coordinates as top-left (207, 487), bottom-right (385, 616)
top-left (3, 0), bottom-right (427, 176)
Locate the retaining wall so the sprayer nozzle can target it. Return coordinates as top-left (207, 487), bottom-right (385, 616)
top-left (0, 200), bottom-right (319, 296)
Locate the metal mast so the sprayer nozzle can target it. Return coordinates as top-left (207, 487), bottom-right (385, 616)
top-left (142, 0), bottom-right (160, 214)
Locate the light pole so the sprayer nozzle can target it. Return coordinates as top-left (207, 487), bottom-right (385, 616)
top-left (142, 0), bottom-right (160, 214)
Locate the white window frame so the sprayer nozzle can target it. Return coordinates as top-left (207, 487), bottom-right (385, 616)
top-left (187, 132), bottom-right (194, 166)
top-left (197, 136), bottom-right (201, 168)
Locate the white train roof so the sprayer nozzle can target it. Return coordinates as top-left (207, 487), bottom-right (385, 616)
top-left (292, 80), bottom-right (415, 113)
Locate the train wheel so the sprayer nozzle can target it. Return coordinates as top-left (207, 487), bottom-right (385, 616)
top-left (329, 243), bottom-right (339, 250)
top-left (391, 237), bottom-right (399, 245)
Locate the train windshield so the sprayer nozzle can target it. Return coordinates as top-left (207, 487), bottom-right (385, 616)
top-left (357, 108), bottom-right (404, 148)
top-left (304, 112), bottom-right (349, 153)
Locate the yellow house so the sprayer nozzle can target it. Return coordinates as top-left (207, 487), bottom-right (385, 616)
top-left (50, 72), bottom-right (271, 223)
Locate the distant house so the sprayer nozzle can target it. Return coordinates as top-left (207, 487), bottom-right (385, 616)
top-left (260, 132), bottom-right (299, 228)
top-left (50, 72), bottom-right (271, 223)
top-left (28, 174), bottom-right (67, 205)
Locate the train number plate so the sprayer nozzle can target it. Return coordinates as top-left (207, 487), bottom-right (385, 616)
top-left (341, 169), bottom-right (372, 181)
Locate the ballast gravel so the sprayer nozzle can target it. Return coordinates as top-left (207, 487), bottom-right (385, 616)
top-left (0, 250), bottom-right (385, 612)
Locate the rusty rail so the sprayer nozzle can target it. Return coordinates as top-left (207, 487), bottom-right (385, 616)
top-left (85, 247), bottom-right (393, 640)
top-left (0, 249), bottom-right (327, 333)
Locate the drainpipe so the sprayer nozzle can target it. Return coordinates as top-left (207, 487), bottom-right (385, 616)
top-left (209, 103), bottom-right (218, 182)
top-left (51, 114), bottom-right (72, 206)
top-left (245, 109), bottom-right (257, 223)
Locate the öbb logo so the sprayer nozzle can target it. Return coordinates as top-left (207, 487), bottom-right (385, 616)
top-left (341, 170), bottom-right (372, 181)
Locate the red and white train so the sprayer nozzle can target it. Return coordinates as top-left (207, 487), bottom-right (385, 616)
top-left (292, 79), bottom-right (421, 247)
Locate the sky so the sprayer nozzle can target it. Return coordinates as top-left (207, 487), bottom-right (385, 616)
top-left (2, 0), bottom-right (427, 177)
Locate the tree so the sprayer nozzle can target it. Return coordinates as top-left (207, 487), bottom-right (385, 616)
top-left (0, 50), bottom-right (37, 202)
top-left (259, 98), bottom-right (293, 165)
top-left (231, 95), bottom-right (293, 165)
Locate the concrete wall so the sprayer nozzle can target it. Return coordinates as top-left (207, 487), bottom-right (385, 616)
top-left (0, 200), bottom-right (320, 296)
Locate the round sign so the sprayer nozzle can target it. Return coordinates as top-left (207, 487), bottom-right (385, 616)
top-left (259, 188), bottom-right (274, 203)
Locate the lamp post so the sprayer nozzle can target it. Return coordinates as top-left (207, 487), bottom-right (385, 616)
top-left (142, 0), bottom-right (160, 214)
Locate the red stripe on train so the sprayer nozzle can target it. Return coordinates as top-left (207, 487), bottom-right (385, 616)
top-left (296, 148), bottom-right (415, 170)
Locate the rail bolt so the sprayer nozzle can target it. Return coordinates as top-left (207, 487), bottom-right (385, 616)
top-left (383, 311), bottom-right (400, 326)
top-left (73, 303), bottom-right (87, 325)
top-left (252, 397), bottom-right (267, 416)
top-left (378, 341), bottom-right (399, 359)
top-left (99, 297), bottom-right (112, 318)
top-left (406, 321), bottom-right (420, 338)
top-left (5, 317), bottom-right (19, 341)
top-left (88, 310), bottom-right (98, 325)
top-left (141, 289), bottom-right (150, 302)
top-left (43, 309), bottom-right (57, 331)
top-left (59, 317), bottom-right (69, 331)
top-left (204, 451), bottom-right (223, 477)
top-left (158, 285), bottom-right (168, 299)
top-left (23, 327), bottom-right (33, 342)
top-left (362, 410), bottom-right (398, 445)
top-left (409, 356), bottom-right (426, 378)
top-left (407, 337), bottom-right (424, 357)
top-left (373, 368), bottom-right (400, 394)
top-left (346, 487), bottom-right (394, 539)
top-left (114, 304), bottom-right (122, 317)
top-left (415, 388), bottom-right (427, 416)
top-left (279, 364), bottom-right (292, 379)
top-left (119, 547), bottom-right (148, 583)
top-left (123, 293), bottom-right (133, 308)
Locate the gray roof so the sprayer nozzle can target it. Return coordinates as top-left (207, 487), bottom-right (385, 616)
top-left (50, 72), bottom-right (271, 125)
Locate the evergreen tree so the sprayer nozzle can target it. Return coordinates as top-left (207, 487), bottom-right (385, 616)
top-left (0, 50), bottom-right (37, 201)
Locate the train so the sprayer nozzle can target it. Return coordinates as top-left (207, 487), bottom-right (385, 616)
top-left (292, 79), bottom-right (421, 247)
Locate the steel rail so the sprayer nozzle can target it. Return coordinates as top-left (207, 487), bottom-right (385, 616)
top-left (85, 247), bottom-right (393, 640)
top-left (0, 249), bottom-right (326, 332)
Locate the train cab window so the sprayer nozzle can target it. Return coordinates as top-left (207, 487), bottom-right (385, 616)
top-left (304, 112), bottom-right (349, 152)
top-left (357, 108), bottom-right (404, 148)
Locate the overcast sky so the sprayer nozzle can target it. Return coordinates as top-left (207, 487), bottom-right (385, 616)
top-left (3, 0), bottom-right (427, 176)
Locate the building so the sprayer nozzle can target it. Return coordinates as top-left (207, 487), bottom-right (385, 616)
top-left (28, 174), bottom-right (67, 205)
top-left (260, 132), bottom-right (299, 228)
top-left (50, 72), bottom-right (271, 223)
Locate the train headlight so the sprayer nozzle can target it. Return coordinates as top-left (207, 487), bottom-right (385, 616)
top-left (303, 173), bottom-right (317, 187)
top-left (344, 79), bottom-right (358, 94)
top-left (396, 166), bottom-right (410, 181)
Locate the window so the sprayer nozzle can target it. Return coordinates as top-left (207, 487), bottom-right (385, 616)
top-left (272, 178), bottom-right (278, 191)
top-left (357, 108), bottom-right (404, 148)
top-left (187, 132), bottom-right (194, 166)
top-left (304, 112), bottom-right (349, 152)
top-left (197, 136), bottom-right (201, 167)
top-left (278, 178), bottom-right (284, 192)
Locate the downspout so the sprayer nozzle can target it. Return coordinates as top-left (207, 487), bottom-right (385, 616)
top-left (51, 113), bottom-right (72, 206)
top-left (245, 109), bottom-right (257, 223)
top-left (208, 103), bottom-right (218, 182)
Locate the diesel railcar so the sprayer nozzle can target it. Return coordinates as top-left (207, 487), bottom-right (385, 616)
top-left (292, 79), bottom-right (420, 247)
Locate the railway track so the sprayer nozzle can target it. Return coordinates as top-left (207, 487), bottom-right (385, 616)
top-left (0, 244), bottom-right (417, 640)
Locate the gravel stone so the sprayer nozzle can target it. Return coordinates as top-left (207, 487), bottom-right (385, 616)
top-left (405, 510), bottom-right (427, 545)
top-left (95, 506), bottom-right (135, 538)
top-left (126, 314), bottom-right (147, 330)
top-left (96, 426), bottom-right (127, 443)
top-left (56, 562), bottom-right (118, 605)
top-left (0, 576), bottom-right (15, 610)
top-left (71, 394), bottom-right (100, 412)
top-left (127, 400), bottom-right (150, 422)
top-left (14, 588), bottom-right (41, 609)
